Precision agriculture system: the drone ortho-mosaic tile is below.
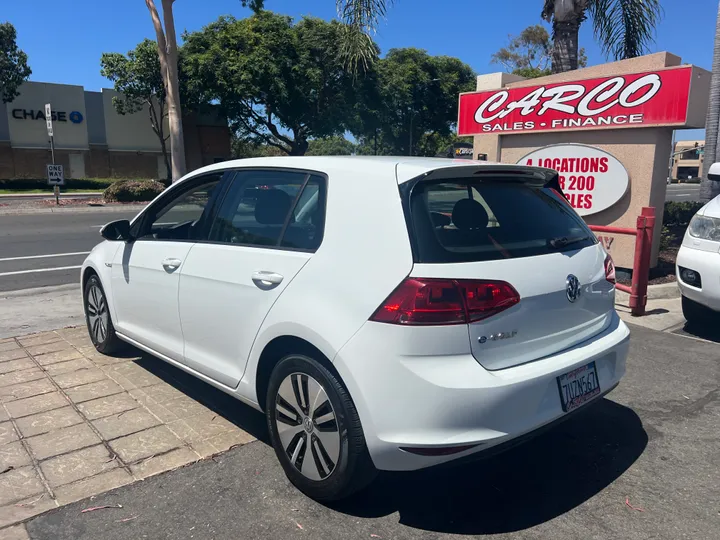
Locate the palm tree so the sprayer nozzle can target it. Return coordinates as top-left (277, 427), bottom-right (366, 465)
top-left (701, 1), bottom-right (720, 203)
top-left (541, 0), bottom-right (662, 73)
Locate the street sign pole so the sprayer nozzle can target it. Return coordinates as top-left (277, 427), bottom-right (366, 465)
top-left (45, 103), bottom-right (59, 205)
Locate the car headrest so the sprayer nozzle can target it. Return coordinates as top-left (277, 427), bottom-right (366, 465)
top-left (255, 189), bottom-right (292, 225)
top-left (452, 198), bottom-right (489, 231)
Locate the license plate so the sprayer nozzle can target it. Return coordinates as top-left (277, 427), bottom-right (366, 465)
top-left (556, 361), bottom-right (601, 412)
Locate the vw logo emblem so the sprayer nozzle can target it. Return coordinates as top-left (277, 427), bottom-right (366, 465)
top-left (566, 274), bottom-right (581, 303)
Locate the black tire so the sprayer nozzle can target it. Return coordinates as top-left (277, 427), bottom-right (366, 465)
top-left (682, 295), bottom-right (711, 326)
top-left (266, 354), bottom-right (377, 501)
top-left (84, 275), bottom-right (123, 354)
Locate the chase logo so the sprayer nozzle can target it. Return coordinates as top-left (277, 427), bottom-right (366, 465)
top-left (69, 111), bottom-right (83, 124)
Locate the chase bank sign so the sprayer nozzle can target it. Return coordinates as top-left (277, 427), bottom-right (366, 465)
top-left (11, 108), bottom-right (84, 124)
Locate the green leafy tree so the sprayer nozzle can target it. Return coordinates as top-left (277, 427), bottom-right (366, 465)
top-left (246, 1), bottom-right (390, 71)
top-left (101, 39), bottom-right (171, 181)
top-left (492, 24), bottom-right (586, 78)
top-left (231, 136), bottom-right (286, 158)
top-left (542, 0), bottom-right (662, 73)
top-left (183, 13), bottom-right (364, 156)
top-left (306, 136), bottom-right (356, 155)
top-left (418, 133), bottom-right (473, 158)
top-left (353, 48), bottom-right (475, 156)
top-left (0, 22), bottom-right (31, 103)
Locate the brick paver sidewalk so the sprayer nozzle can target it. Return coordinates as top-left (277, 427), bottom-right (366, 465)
top-left (0, 328), bottom-right (255, 533)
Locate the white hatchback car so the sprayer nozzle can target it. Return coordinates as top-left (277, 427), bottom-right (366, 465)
top-left (82, 156), bottom-right (629, 501)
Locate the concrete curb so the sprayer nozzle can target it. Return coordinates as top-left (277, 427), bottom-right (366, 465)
top-left (0, 284), bottom-right (83, 339)
top-left (616, 281), bottom-right (680, 302)
top-left (1, 283), bottom-right (80, 299)
top-left (0, 204), bottom-right (147, 216)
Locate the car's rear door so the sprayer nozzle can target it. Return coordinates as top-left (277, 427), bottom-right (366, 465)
top-left (177, 169), bottom-right (326, 387)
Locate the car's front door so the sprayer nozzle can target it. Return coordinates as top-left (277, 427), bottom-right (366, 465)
top-left (110, 174), bottom-right (225, 360)
top-left (177, 169), bottom-right (326, 387)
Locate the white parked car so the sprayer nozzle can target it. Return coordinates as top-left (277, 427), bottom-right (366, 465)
top-left (82, 156), bottom-right (629, 501)
top-left (677, 162), bottom-right (720, 322)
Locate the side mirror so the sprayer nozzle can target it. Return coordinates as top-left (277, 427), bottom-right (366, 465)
top-left (100, 220), bottom-right (133, 242)
top-left (708, 163), bottom-right (720, 181)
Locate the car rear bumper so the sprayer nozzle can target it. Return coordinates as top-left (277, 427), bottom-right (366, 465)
top-left (676, 245), bottom-right (720, 311)
top-left (333, 313), bottom-right (630, 471)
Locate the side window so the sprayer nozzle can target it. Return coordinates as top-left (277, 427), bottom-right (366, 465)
top-left (136, 175), bottom-right (223, 241)
top-left (209, 170), bottom-right (325, 251)
top-left (281, 176), bottom-right (324, 250)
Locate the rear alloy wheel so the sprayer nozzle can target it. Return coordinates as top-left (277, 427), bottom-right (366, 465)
top-left (266, 354), bottom-right (376, 501)
top-left (84, 275), bottom-right (122, 354)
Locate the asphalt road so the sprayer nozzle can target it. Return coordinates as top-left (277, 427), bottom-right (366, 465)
top-left (0, 210), bottom-right (139, 292)
top-left (24, 324), bottom-right (719, 539)
top-left (666, 183), bottom-right (700, 202)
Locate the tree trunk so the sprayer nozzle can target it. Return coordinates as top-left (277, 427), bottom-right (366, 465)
top-left (161, 0), bottom-right (186, 182)
top-left (701, 1), bottom-right (720, 202)
top-left (160, 136), bottom-right (171, 186)
top-left (551, 20), bottom-right (580, 74)
top-left (146, 0), bottom-right (186, 183)
top-left (289, 139), bottom-right (308, 156)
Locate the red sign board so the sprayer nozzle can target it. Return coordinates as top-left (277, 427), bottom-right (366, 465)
top-left (458, 66), bottom-right (693, 136)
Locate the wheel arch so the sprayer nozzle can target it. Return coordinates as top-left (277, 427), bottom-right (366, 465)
top-left (255, 335), bottom-right (345, 413)
top-left (81, 265), bottom-right (98, 292)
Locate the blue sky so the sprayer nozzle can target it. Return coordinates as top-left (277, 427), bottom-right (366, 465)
top-left (5, 0), bottom-right (717, 140)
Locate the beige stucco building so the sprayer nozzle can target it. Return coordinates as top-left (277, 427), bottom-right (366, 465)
top-left (671, 140), bottom-right (704, 181)
top-left (0, 81), bottom-right (231, 180)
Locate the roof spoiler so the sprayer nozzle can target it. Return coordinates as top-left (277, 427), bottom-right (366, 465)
top-left (402, 164), bottom-right (564, 193)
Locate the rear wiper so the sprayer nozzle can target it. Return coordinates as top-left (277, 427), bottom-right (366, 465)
top-left (547, 235), bottom-right (590, 249)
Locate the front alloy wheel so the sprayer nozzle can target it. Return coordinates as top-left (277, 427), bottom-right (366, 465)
top-left (275, 373), bottom-right (340, 480)
top-left (83, 275), bottom-right (122, 354)
top-left (86, 283), bottom-right (109, 344)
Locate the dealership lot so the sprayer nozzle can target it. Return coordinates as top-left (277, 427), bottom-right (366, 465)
top-left (8, 323), bottom-right (716, 540)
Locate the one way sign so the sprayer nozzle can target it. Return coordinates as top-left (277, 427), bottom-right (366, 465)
top-left (47, 164), bottom-right (65, 186)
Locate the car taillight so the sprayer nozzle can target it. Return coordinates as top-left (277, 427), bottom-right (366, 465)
top-left (604, 254), bottom-right (616, 284)
top-left (370, 278), bottom-right (520, 326)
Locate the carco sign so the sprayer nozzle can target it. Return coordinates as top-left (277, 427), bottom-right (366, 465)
top-left (458, 66), bottom-right (692, 135)
top-left (517, 144), bottom-right (629, 216)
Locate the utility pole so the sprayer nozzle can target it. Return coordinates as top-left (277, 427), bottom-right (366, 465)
top-left (667, 130), bottom-right (676, 184)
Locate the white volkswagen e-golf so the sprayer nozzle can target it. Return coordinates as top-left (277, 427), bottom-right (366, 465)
top-left (82, 156), bottom-right (629, 501)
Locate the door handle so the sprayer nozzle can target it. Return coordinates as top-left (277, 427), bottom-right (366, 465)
top-left (252, 271), bottom-right (284, 287)
top-left (162, 258), bottom-right (182, 272)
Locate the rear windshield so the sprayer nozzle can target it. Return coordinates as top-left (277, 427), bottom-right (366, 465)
top-left (407, 179), bottom-right (596, 263)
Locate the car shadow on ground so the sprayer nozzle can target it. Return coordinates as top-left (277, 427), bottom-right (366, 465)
top-left (674, 320), bottom-right (720, 343)
top-left (332, 398), bottom-right (647, 535)
top-left (125, 349), bottom-right (646, 536)
top-left (129, 351), bottom-right (270, 444)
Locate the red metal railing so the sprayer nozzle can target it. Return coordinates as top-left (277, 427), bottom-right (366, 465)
top-left (588, 207), bottom-right (656, 316)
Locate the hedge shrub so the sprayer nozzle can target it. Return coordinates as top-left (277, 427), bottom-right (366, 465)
top-left (103, 180), bottom-right (165, 203)
top-left (663, 201), bottom-right (704, 226)
top-left (0, 178), bottom-right (118, 190)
